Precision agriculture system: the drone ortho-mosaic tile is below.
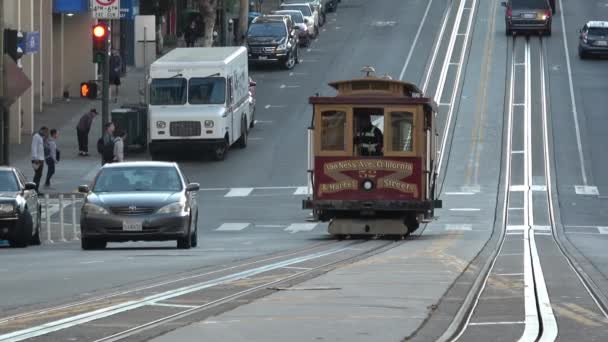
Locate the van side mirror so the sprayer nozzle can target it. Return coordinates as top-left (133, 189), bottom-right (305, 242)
top-left (501, 1), bottom-right (507, 7)
top-left (78, 185), bottom-right (90, 193)
top-left (249, 80), bottom-right (257, 87)
top-left (24, 182), bottom-right (36, 191)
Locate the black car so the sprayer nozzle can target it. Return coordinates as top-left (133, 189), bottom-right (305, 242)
top-left (79, 162), bottom-right (199, 250)
top-left (579, 21), bottom-right (608, 59)
top-left (0, 167), bottom-right (41, 248)
top-left (503, 0), bottom-right (552, 36)
top-left (247, 16), bottom-right (300, 70)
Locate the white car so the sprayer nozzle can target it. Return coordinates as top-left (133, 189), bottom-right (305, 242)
top-left (280, 3), bottom-right (319, 38)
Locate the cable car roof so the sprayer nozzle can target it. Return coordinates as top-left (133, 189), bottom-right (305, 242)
top-left (327, 78), bottom-right (423, 96)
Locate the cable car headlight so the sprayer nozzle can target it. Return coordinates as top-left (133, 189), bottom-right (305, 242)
top-left (362, 179), bottom-right (374, 191)
top-left (156, 121), bottom-right (166, 129)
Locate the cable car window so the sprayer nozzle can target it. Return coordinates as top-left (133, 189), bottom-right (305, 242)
top-left (354, 108), bottom-right (384, 156)
top-left (320, 110), bottom-right (347, 151)
top-left (390, 111), bottom-right (414, 152)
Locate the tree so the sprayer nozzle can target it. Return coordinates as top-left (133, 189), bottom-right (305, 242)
top-left (198, 0), bottom-right (218, 47)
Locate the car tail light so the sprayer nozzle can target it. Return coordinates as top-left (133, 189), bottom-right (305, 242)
top-left (545, 9), bottom-right (551, 19)
top-left (507, 7), bottom-right (512, 18)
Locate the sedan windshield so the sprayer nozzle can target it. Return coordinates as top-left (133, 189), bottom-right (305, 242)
top-left (0, 171), bottom-right (19, 192)
top-left (150, 78), bottom-right (187, 105)
top-left (281, 5), bottom-right (312, 17)
top-left (248, 22), bottom-right (287, 37)
top-left (189, 77), bottom-right (226, 104)
top-left (93, 167), bottom-right (183, 192)
top-left (588, 27), bottom-right (608, 36)
top-left (274, 11), bottom-right (304, 24)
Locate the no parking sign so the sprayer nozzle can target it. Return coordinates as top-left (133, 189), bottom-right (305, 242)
top-left (91, 0), bottom-right (121, 19)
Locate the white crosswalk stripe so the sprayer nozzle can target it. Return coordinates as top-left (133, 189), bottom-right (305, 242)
top-left (284, 223), bottom-right (318, 234)
top-left (224, 188), bottom-right (254, 197)
top-left (293, 187), bottom-right (310, 195)
top-left (216, 223), bottom-right (251, 231)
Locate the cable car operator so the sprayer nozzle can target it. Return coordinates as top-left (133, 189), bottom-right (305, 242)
top-left (355, 114), bottom-right (383, 156)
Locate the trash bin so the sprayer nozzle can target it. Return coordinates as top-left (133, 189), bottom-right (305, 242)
top-left (111, 104), bottom-right (148, 153)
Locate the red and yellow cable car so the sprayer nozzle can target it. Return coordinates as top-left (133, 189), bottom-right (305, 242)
top-left (303, 67), bottom-right (442, 238)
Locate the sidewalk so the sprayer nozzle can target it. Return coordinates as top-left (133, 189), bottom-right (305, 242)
top-left (150, 231), bottom-right (471, 342)
top-left (9, 67), bottom-right (149, 194)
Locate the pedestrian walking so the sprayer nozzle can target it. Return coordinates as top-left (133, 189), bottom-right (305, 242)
top-left (31, 126), bottom-right (48, 193)
top-left (113, 129), bottom-right (126, 162)
top-left (97, 122), bottom-right (116, 165)
top-left (109, 50), bottom-right (122, 102)
top-left (77, 108), bottom-right (98, 156)
top-left (44, 129), bottom-right (60, 188)
top-left (184, 21), bottom-right (197, 47)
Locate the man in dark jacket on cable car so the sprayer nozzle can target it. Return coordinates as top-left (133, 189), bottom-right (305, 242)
top-left (355, 114), bottom-right (383, 156)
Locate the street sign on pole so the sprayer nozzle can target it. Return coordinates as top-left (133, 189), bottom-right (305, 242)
top-left (91, 0), bottom-right (120, 19)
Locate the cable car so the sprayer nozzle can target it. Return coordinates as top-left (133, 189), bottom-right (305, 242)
top-left (302, 67), bottom-right (442, 238)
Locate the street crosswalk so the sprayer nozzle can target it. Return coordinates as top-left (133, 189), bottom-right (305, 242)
top-left (201, 186), bottom-right (311, 198)
top-left (212, 222), bottom-right (325, 234)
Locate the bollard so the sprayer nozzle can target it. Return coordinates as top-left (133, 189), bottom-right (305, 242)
top-left (59, 194), bottom-right (66, 242)
top-left (44, 194), bottom-right (53, 243)
top-left (72, 194), bottom-right (79, 240)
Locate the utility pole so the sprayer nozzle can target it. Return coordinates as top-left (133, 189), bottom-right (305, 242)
top-left (0, 0), bottom-right (8, 165)
top-left (101, 20), bottom-right (110, 131)
top-left (238, 0), bottom-right (249, 45)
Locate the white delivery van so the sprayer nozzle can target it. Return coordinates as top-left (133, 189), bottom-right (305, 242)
top-left (148, 47), bottom-right (251, 161)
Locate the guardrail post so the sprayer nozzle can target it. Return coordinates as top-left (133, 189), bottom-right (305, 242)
top-left (59, 194), bottom-right (66, 242)
top-left (72, 194), bottom-right (79, 240)
top-left (44, 194), bottom-right (53, 243)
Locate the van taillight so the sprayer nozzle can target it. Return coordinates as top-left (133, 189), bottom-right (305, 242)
top-left (545, 9), bottom-right (551, 18)
top-left (507, 7), bottom-right (512, 17)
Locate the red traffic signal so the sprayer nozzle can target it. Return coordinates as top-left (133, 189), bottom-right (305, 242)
top-left (92, 24), bottom-right (109, 63)
top-left (92, 24), bottom-right (108, 39)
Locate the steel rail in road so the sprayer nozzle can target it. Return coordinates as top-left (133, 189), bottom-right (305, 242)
top-left (443, 36), bottom-right (608, 342)
top-left (0, 240), bottom-right (398, 341)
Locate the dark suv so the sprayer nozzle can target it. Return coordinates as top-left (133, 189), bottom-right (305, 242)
top-left (247, 16), bottom-right (300, 70)
top-left (579, 21), bottom-right (608, 59)
top-left (503, 0), bottom-right (552, 36)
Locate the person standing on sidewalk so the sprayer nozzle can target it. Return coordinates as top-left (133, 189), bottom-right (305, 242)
top-left (184, 21), bottom-right (197, 47)
top-left (77, 109), bottom-right (97, 156)
top-left (110, 50), bottom-right (122, 103)
top-left (44, 129), bottom-right (60, 188)
top-left (98, 122), bottom-right (116, 165)
top-left (113, 129), bottom-right (126, 162)
top-left (31, 126), bottom-right (48, 193)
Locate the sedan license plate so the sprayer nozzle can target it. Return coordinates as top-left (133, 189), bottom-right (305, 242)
top-left (595, 41), bottom-right (608, 46)
top-left (258, 56), bottom-right (268, 60)
top-left (523, 13), bottom-right (536, 19)
top-left (123, 221), bottom-right (142, 232)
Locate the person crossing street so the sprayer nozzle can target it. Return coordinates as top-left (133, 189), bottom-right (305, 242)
top-left (44, 129), bottom-right (60, 188)
top-left (31, 126), bottom-right (48, 193)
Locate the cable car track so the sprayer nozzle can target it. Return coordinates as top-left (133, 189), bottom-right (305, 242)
top-left (438, 35), bottom-right (608, 342)
top-left (0, 240), bottom-right (400, 341)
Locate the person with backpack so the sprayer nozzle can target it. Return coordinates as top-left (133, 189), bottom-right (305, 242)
top-left (97, 122), bottom-right (115, 165)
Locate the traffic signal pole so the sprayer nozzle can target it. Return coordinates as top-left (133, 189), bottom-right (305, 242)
top-left (101, 20), bottom-right (110, 135)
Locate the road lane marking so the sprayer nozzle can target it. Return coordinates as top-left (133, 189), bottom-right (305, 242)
top-left (468, 321), bottom-right (525, 326)
top-left (0, 247), bottom-right (348, 342)
top-left (444, 192), bottom-right (475, 195)
top-left (598, 227), bottom-right (608, 234)
top-left (150, 303), bottom-right (199, 309)
top-left (285, 223), bottom-right (318, 233)
top-left (224, 188), bottom-right (254, 197)
top-left (215, 223), bottom-right (250, 231)
top-left (510, 185), bottom-right (527, 192)
top-left (449, 208), bottom-right (480, 211)
top-left (558, 0), bottom-right (589, 186)
top-left (398, 0), bottom-right (435, 80)
top-left (445, 224), bottom-right (472, 231)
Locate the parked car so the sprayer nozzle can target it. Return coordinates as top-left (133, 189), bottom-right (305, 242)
top-left (502, 0), bottom-right (552, 36)
top-left (283, 0), bottom-right (326, 26)
top-left (270, 10), bottom-right (311, 46)
top-left (247, 15), bottom-right (300, 70)
top-left (578, 21), bottom-right (608, 59)
top-left (249, 77), bottom-right (257, 128)
top-left (0, 167), bottom-right (41, 248)
top-left (79, 162), bottom-right (199, 250)
top-left (279, 2), bottom-right (319, 38)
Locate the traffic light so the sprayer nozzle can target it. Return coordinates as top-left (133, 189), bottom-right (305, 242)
top-left (92, 23), bottom-right (109, 64)
top-left (3, 29), bottom-right (24, 67)
top-left (80, 82), bottom-right (98, 99)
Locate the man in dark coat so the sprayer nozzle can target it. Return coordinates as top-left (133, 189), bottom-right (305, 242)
top-left (184, 21), bottom-right (197, 47)
top-left (77, 109), bottom-right (97, 156)
top-left (110, 50), bottom-right (122, 103)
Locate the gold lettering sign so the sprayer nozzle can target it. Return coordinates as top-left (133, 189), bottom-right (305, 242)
top-left (318, 159), bottom-right (418, 196)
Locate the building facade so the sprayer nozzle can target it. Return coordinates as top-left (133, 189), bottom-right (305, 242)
top-left (2, 0), bottom-right (139, 144)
